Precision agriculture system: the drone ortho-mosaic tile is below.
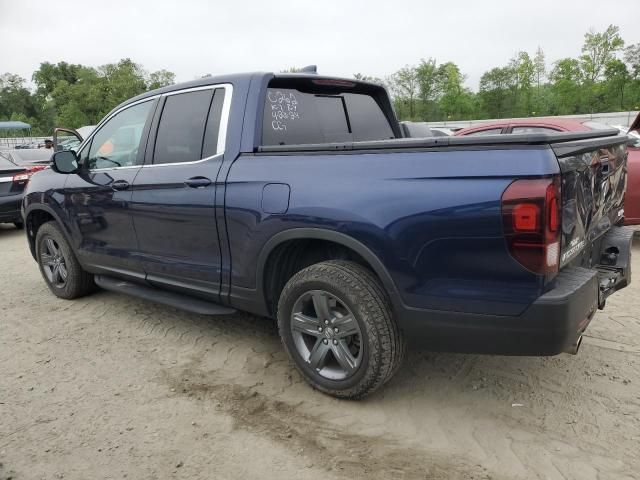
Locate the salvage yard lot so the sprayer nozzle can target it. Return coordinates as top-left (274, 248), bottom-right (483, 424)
top-left (1, 224), bottom-right (640, 480)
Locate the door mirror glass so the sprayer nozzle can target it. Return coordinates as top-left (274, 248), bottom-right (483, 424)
top-left (53, 128), bottom-right (83, 152)
top-left (52, 150), bottom-right (79, 174)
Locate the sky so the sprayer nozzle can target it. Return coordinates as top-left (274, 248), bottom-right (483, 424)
top-left (1, 0), bottom-right (639, 91)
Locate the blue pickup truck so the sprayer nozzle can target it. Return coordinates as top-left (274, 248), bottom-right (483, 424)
top-left (23, 72), bottom-right (633, 398)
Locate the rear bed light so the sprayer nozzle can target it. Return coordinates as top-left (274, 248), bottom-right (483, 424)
top-left (501, 176), bottom-right (561, 276)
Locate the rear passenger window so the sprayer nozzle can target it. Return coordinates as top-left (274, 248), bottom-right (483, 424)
top-left (511, 126), bottom-right (561, 134)
top-left (202, 89), bottom-right (226, 157)
top-left (262, 88), bottom-right (394, 145)
top-left (153, 88), bottom-right (225, 165)
top-left (465, 128), bottom-right (503, 136)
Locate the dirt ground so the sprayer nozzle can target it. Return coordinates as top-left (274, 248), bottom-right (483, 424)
top-left (1, 224), bottom-right (640, 480)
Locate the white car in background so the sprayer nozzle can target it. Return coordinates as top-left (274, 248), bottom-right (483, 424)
top-left (429, 126), bottom-right (460, 136)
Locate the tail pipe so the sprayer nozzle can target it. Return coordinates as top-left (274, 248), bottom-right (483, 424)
top-left (564, 335), bottom-right (583, 355)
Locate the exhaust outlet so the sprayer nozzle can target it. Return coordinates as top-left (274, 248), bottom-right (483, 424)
top-left (564, 335), bottom-right (583, 355)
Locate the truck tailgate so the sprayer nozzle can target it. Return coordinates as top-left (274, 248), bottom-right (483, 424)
top-left (552, 134), bottom-right (628, 269)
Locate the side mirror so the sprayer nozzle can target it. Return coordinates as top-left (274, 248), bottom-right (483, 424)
top-left (53, 127), bottom-right (83, 152)
top-left (52, 150), bottom-right (80, 174)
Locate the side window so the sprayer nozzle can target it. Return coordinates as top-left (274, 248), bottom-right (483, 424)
top-left (465, 128), bottom-right (503, 136)
top-left (511, 126), bottom-right (561, 134)
top-left (87, 101), bottom-right (154, 169)
top-left (202, 89), bottom-right (226, 158)
top-left (153, 89), bottom-right (218, 165)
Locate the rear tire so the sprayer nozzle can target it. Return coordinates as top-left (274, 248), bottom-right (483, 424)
top-left (35, 221), bottom-right (95, 299)
top-left (277, 260), bottom-right (405, 399)
top-left (14, 221), bottom-right (24, 230)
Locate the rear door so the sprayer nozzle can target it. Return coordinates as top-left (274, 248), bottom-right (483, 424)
top-left (130, 85), bottom-right (231, 301)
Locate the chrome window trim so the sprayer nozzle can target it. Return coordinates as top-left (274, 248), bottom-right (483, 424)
top-left (141, 153), bottom-right (223, 168)
top-left (86, 165), bottom-right (143, 172)
top-left (82, 83), bottom-right (233, 171)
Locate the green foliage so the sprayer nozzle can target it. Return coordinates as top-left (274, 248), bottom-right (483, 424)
top-left (384, 25), bottom-right (640, 121)
top-left (1, 59), bottom-right (176, 135)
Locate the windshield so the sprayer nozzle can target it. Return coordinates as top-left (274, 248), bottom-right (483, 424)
top-left (0, 154), bottom-right (18, 168)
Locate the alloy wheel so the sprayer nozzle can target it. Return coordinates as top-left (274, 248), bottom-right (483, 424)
top-left (290, 290), bottom-right (363, 380)
top-left (40, 236), bottom-right (68, 288)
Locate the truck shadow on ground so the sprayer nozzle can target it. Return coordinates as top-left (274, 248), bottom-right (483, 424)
top-left (0, 223), bottom-right (24, 236)
top-left (99, 282), bottom-right (578, 409)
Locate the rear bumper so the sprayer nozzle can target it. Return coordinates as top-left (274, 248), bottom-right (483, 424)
top-left (0, 194), bottom-right (23, 223)
top-left (396, 226), bottom-right (633, 355)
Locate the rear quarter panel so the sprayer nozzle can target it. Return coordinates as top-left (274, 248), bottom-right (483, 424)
top-left (225, 147), bottom-right (560, 316)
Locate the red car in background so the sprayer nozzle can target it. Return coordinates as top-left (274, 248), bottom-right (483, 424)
top-left (455, 115), bottom-right (640, 225)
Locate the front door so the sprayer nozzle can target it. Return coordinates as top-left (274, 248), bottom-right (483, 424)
top-left (130, 85), bottom-right (231, 300)
top-left (64, 98), bottom-right (157, 278)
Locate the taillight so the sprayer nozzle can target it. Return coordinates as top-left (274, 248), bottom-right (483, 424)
top-left (12, 166), bottom-right (47, 184)
top-left (12, 172), bottom-right (31, 182)
top-left (501, 176), bottom-right (561, 276)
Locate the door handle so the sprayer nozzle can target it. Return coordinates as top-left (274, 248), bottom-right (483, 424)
top-left (185, 176), bottom-right (212, 188)
top-left (111, 180), bottom-right (130, 191)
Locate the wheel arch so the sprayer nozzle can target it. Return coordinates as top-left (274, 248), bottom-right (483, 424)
top-left (24, 205), bottom-right (69, 260)
top-left (257, 228), bottom-right (402, 317)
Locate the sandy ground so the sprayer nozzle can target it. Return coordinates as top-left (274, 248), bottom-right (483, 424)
top-left (1, 224), bottom-right (640, 480)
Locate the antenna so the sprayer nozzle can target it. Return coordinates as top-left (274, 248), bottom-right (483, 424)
top-left (300, 65), bottom-right (318, 74)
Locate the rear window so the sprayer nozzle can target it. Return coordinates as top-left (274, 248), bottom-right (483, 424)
top-left (262, 87), bottom-right (394, 145)
top-left (463, 128), bottom-right (503, 136)
top-left (0, 155), bottom-right (17, 169)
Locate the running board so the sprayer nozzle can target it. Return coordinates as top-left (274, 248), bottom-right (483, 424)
top-left (95, 275), bottom-right (236, 316)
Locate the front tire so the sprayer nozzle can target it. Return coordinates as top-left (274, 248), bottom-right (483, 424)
top-left (35, 221), bottom-right (95, 299)
top-left (277, 260), bottom-right (405, 399)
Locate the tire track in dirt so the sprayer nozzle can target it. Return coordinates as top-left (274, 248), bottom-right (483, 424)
top-left (160, 364), bottom-right (498, 480)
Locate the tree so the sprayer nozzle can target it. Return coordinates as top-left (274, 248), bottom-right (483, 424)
top-left (0, 74), bottom-right (39, 122)
top-left (98, 58), bottom-right (147, 110)
top-left (625, 43), bottom-right (640, 79)
top-left (580, 25), bottom-right (625, 112)
top-left (533, 47), bottom-right (546, 112)
top-left (437, 62), bottom-right (471, 119)
top-left (147, 69), bottom-right (176, 90)
top-left (549, 58), bottom-right (582, 114)
top-left (511, 51), bottom-right (535, 116)
top-left (32, 61), bottom-right (83, 97)
top-left (353, 73), bottom-right (385, 86)
top-left (389, 66), bottom-right (419, 119)
top-left (604, 59), bottom-right (630, 109)
top-left (479, 67), bottom-right (513, 118)
top-left (415, 58), bottom-right (441, 119)
top-left (580, 25), bottom-right (625, 83)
